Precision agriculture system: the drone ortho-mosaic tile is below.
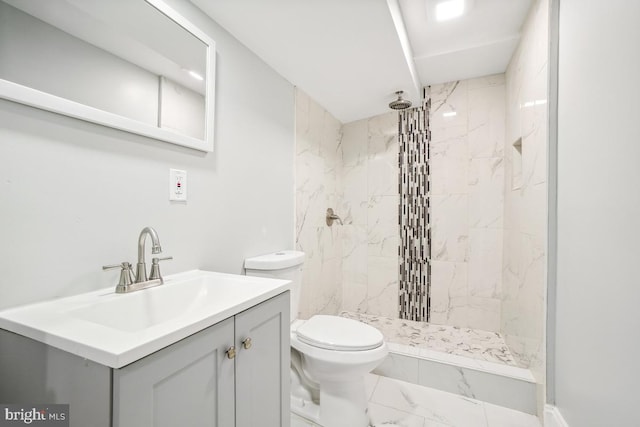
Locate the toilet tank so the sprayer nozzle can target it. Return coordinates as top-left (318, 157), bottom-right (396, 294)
top-left (244, 250), bottom-right (304, 322)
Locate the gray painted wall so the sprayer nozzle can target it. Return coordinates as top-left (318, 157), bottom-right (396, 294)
top-left (555, 0), bottom-right (640, 425)
top-left (0, 0), bottom-right (295, 310)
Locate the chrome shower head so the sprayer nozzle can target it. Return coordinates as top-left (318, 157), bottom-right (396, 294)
top-left (389, 91), bottom-right (412, 110)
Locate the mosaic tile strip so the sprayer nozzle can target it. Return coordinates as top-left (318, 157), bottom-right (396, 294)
top-left (398, 90), bottom-right (431, 321)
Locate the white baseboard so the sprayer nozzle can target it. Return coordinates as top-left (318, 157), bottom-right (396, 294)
top-left (544, 405), bottom-right (569, 427)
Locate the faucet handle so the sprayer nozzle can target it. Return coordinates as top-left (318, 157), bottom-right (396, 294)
top-left (102, 262), bottom-right (128, 271)
top-left (103, 262), bottom-right (135, 292)
top-left (149, 256), bottom-right (173, 281)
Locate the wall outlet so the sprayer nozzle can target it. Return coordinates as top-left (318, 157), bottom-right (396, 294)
top-left (169, 169), bottom-right (187, 201)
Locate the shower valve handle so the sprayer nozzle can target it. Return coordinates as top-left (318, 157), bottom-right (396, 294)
top-left (326, 208), bottom-right (343, 226)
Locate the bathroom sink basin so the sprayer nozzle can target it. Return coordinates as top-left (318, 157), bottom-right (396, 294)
top-left (0, 270), bottom-right (290, 368)
top-left (70, 273), bottom-right (263, 332)
top-left (69, 276), bottom-right (209, 332)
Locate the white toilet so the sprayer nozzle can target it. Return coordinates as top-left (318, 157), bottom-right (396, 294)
top-left (245, 250), bottom-right (388, 427)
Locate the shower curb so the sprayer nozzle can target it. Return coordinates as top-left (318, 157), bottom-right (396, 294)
top-left (374, 344), bottom-right (537, 415)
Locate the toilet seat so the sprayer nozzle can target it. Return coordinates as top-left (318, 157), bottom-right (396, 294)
top-left (295, 315), bottom-right (384, 351)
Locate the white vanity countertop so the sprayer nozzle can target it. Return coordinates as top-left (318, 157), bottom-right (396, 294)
top-left (0, 270), bottom-right (290, 368)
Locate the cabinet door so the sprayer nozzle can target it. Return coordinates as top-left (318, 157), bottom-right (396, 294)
top-left (113, 318), bottom-right (235, 427)
top-left (235, 291), bottom-right (290, 427)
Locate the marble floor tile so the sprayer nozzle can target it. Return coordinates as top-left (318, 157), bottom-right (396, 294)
top-left (368, 402), bottom-right (426, 427)
top-left (365, 371), bottom-right (381, 400)
top-left (369, 374), bottom-right (540, 427)
top-left (291, 374), bottom-right (540, 427)
top-left (423, 420), bottom-right (454, 427)
top-left (371, 376), bottom-right (487, 427)
top-left (483, 402), bottom-right (541, 427)
top-left (291, 412), bottom-right (319, 427)
top-left (340, 311), bottom-right (517, 366)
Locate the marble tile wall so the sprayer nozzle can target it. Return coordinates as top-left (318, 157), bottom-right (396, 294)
top-left (297, 79), bottom-right (514, 331)
top-left (502, 0), bottom-right (549, 387)
top-left (428, 75), bottom-right (506, 332)
top-left (341, 111), bottom-right (400, 318)
top-left (295, 89), bottom-right (344, 319)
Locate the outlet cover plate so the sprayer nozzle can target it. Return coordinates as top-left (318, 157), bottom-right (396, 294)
top-left (169, 169), bottom-right (187, 201)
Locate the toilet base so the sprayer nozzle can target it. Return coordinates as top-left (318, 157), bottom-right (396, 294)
top-left (291, 374), bottom-right (369, 427)
top-left (291, 395), bottom-right (320, 424)
top-left (318, 378), bottom-right (369, 427)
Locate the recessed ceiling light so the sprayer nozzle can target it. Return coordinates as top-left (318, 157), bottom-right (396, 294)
top-left (435, 0), bottom-right (465, 22)
top-left (443, 111), bottom-right (457, 117)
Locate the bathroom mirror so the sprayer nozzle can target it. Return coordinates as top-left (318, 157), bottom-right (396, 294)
top-left (0, 0), bottom-right (215, 152)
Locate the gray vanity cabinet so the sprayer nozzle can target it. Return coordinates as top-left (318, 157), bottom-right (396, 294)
top-left (0, 291), bottom-right (289, 427)
top-left (235, 292), bottom-right (290, 427)
top-left (113, 291), bottom-right (290, 427)
top-left (113, 317), bottom-right (235, 427)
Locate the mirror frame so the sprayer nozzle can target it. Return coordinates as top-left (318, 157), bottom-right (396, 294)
top-left (0, 0), bottom-right (215, 152)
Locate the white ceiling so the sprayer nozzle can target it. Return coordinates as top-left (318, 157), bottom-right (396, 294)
top-left (403, 0), bottom-right (532, 86)
top-left (191, 0), bottom-right (533, 123)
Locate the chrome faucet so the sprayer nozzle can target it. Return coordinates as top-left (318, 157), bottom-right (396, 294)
top-left (103, 227), bottom-right (172, 293)
top-left (136, 226), bottom-right (162, 283)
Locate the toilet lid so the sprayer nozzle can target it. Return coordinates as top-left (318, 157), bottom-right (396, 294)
top-left (295, 315), bottom-right (384, 351)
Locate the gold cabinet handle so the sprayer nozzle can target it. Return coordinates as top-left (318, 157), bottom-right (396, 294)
top-left (226, 346), bottom-right (236, 359)
top-left (242, 338), bottom-right (252, 350)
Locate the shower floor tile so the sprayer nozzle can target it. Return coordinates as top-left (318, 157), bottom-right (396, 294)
top-left (340, 311), bottom-right (518, 367)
